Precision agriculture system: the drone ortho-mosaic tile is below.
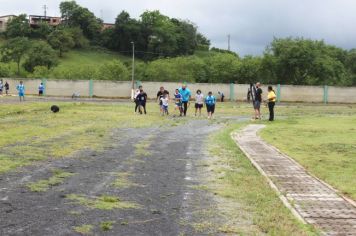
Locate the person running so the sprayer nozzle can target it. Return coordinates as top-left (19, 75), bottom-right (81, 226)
top-left (160, 93), bottom-right (169, 116)
top-left (205, 91), bottom-right (216, 119)
top-left (4, 81), bottom-right (9, 95)
top-left (16, 81), bottom-right (25, 102)
top-left (174, 89), bottom-right (183, 116)
top-left (136, 88), bottom-right (147, 115)
top-left (179, 84), bottom-right (191, 116)
top-left (38, 82), bottom-right (44, 96)
top-left (253, 82), bottom-right (263, 120)
top-left (195, 89), bottom-right (204, 116)
top-left (267, 86), bottom-right (276, 121)
top-left (134, 86), bottom-right (142, 113)
top-left (157, 86), bottom-right (169, 115)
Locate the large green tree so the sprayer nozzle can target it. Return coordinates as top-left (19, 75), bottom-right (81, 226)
top-left (204, 53), bottom-right (240, 83)
top-left (0, 37), bottom-right (30, 75)
top-left (59, 1), bottom-right (102, 40)
top-left (264, 38), bottom-right (351, 85)
top-left (5, 14), bottom-right (31, 38)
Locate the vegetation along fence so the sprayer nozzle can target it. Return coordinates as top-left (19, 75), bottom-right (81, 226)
top-left (2, 78), bottom-right (356, 103)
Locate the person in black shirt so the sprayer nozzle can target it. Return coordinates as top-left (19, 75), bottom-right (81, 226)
top-left (4, 81), bottom-right (9, 95)
top-left (253, 82), bottom-right (263, 120)
top-left (136, 89), bottom-right (148, 114)
top-left (156, 86), bottom-right (169, 115)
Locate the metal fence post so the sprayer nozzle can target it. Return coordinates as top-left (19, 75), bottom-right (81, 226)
top-left (41, 78), bottom-right (47, 96)
top-left (323, 85), bottom-right (328, 104)
top-left (89, 79), bottom-right (94, 98)
top-left (230, 83), bottom-right (234, 101)
top-left (277, 84), bottom-right (281, 103)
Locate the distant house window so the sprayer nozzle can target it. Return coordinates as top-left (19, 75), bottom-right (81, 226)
top-left (53, 19), bottom-right (57, 23)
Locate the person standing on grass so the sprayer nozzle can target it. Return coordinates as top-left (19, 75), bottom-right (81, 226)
top-left (136, 88), bottom-right (147, 115)
top-left (174, 89), bottom-right (183, 116)
top-left (195, 89), bottom-right (204, 116)
top-left (38, 82), bottom-right (44, 96)
top-left (205, 91), bottom-right (216, 119)
top-left (16, 81), bottom-right (25, 102)
top-left (253, 82), bottom-right (263, 120)
top-left (4, 81), bottom-right (9, 95)
top-left (0, 80), bottom-right (3, 95)
top-left (157, 86), bottom-right (169, 115)
top-left (267, 86), bottom-right (276, 121)
top-left (179, 83), bottom-right (191, 116)
top-left (134, 86), bottom-right (142, 113)
top-left (218, 91), bottom-right (225, 102)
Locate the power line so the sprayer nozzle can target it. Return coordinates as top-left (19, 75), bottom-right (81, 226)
top-left (228, 34), bottom-right (231, 51)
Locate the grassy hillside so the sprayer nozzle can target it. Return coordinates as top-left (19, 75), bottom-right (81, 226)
top-left (0, 37), bottom-right (216, 80)
top-left (55, 49), bottom-right (132, 71)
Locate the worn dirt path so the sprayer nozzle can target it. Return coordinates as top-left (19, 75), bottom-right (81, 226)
top-left (0, 120), bottom-right (222, 236)
top-left (233, 124), bottom-right (356, 236)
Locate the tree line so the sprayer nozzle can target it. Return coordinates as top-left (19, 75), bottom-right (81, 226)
top-left (0, 0), bottom-right (355, 86)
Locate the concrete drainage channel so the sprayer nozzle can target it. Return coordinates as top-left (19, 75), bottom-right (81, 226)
top-left (232, 124), bottom-right (356, 235)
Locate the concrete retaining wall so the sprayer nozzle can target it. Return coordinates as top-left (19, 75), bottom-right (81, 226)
top-left (1, 78), bottom-right (356, 103)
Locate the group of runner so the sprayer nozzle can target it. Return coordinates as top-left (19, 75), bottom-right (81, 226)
top-left (134, 83), bottom-right (217, 119)
top-left (0, 80), bottom-right (45, 101)
top-left (249, 82), bottom-right (276, 121)
top-left (0, 80), bottom-right (10, 96)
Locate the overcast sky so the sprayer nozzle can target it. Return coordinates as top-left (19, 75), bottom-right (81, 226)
top-left (1, 0), bottom-right (356, 56)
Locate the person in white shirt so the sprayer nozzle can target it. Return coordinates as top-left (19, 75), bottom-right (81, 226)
top-left (160, 93), bottom-right (169, 116)
top-left (195, 89), bottom-right (204, 116)
top-left (134, 86), bottom-right (142, 113)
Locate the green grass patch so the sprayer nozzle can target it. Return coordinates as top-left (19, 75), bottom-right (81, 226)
top-left (52, 49), bottom-right (132, 79)
top-left (0, 155), bottom-right (30, 174)
top-left (66, 194), bottom-right (140, 210)
top-left (134, 135), bottom-right (154, 156)
top-left (100, 221), bottom-right (115, 231)
top-left (73, 224), bottom-right (93, 235)
top-left (206, 124), bottom-right (318, 235)
top-left (27, 169), bottom-right (75, 192)
top-left (261, 115), bottom-right (356, 200)
top-left (111, 172), bottom-right (138, 189)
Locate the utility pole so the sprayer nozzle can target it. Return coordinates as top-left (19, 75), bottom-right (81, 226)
top-left (100, 10), bottom-right (104, 21)
top-left (131, 42), bottom-right (135, 100)
top-left (228, 34), bottom-right (231, 51)
top-left (43, 5), bottom-right (48, 18)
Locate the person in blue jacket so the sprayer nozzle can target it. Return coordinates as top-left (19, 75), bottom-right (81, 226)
top-left (178, 83), bottom-right (191, 116)
top-left (16, 81), bottom-right (25, 102)
top-left (205, 91), bottom-right (216, 119)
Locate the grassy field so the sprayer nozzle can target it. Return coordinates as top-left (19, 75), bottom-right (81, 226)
top-left (0, 101), bottom-right (167, 174)
top-left (0, 100), bottom-right (355, 234)
top-left (260, 115), bottom-right (356, 200)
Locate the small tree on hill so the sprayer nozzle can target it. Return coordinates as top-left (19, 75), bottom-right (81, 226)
top-left (0, 37), bottom-right (30, 75)
top-left (24, 41), bottom-right (58, 72)
top-left (48, 29), bottom-right (75, 57)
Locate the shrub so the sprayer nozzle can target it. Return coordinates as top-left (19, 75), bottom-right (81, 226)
top-left (96, 60), bottom-right (129, 81)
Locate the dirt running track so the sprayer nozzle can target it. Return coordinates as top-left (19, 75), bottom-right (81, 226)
top-left (0, 120), bottom-right (222, 236)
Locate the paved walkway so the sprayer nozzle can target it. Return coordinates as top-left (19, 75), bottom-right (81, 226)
top-left (232, 125), bottom-right (356, 236)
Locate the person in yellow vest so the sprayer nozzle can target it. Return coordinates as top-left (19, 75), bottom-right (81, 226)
top-left (267, 86), bottom-right (276, 121)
